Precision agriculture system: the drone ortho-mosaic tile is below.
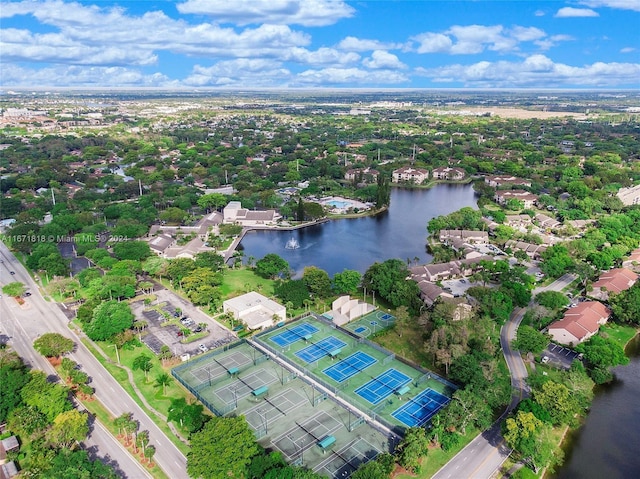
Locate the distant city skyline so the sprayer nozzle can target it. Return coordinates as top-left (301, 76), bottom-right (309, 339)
top-left (1, 0), bottom-right (639, 89)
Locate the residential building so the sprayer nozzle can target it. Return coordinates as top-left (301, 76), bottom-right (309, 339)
top-left (494, 190), bottom-right (538, 209)
top-left (590, 268), bottom-right (638, 300)
top-left (484, 175), bottom-right (532, 188)
top-left (344, 167), bottom-right (379, 183)
top-left (622, 247), bottom-right (640, 271)
top-left (548, 301), bottom-right (610, 346)
top-left (223, 201), bottom-right (280, 225)
top-left (223, 292), bottom-right (286, 330)
top-left (616, 184), bottom-right (640, 206)
top-left (392, 166), bottom-right (429, 184)
top-left (439, 230), bottom-right (489, 244)
top-left (432, 166), bottom-right (465, 181)
top-left (505, 240), bottom-right (548, 260)
top-left (535, 213), bottom-right (561, 230)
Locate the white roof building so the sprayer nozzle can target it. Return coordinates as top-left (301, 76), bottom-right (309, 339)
top-left (223, 292), bottom-right (286, 330)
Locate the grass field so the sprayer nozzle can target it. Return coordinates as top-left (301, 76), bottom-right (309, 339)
top-left (599, 323), bottom-right (639, 349)
top-left (218, 268), bottom-right (275, 297)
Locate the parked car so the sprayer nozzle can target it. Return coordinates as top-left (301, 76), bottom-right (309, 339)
top-left (541, 356), bottom-right (550, 364)
top-left (24, 292), bottom-right (31, 297)
top-left (198, 344), bottom-right (208, 353)
top-left (10, 271), bottom-right (15, 275)
top-left (193, 326), bottom-right (202, 333)
top-left (177, 330), bottom-right (184, 337)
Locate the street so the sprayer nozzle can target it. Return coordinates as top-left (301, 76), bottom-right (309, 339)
top-left (0, 242), bottom-right (187, 478)
top-left (433, 273), bottom-right (576, 479)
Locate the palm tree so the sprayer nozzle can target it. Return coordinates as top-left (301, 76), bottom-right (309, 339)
top-left (154, 373), bottom-right (172, 395)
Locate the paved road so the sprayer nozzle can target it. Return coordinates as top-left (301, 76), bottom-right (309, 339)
top-left (433, 273), bottom-right (576, 479)
top-left (0, 242), bottom-right (187, 478)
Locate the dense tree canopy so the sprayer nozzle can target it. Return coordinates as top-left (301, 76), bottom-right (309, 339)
top-left (33, 333), bottom-right (74, 358)
top-left (255, 253), bottom-right (290, 279)
top-left (86, 300), bottom-right (134, 341)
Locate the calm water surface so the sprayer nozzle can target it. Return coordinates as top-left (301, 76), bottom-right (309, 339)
top-left (554, 335), bottom-right (640, 479)
top-left (238, 184), bottom-right (478, 277)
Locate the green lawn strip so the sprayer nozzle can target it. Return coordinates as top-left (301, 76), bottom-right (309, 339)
top-left (600, 323), bottom-right (639, 348)
top-left (219, 268), bottom-right (275, 297)
top-left (78, 396), bottom-right (170, 479)
top-left (394, 427), bottom-right (481, 479)
top-left (80, 338), bottom-right (190, 455)
top-left (373, 320), bottom-right (436, 370)
top-left (180, 331), bottom-right (209, 344)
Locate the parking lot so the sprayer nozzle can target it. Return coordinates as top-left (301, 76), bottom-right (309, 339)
top-left (440, 278), bottom-right (477, 297)
top-left (542, 343), bottom-right (580, 369)
top-left (132, 289), bottom-right (235, 358)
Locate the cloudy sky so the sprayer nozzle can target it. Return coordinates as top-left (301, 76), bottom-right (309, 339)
top-left (1, 0), bottom-right (639, 89)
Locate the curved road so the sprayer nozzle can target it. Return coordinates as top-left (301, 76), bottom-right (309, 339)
top-left (433, 273), bottom-right (576, 479)
top-left (0, 242), bottom-right (187, 478)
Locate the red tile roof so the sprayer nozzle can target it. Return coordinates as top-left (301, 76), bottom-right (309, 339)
top-left (549, 301), bottom-right (610, 342)
top-left (592, 268), bottom-right (638, 294)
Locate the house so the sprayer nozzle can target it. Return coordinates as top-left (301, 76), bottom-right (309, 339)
top-left (504, 214), bottom-right (533, 229)
top-left (548, 301), bottom-right (610, 346)
top-left (415, 280), bottom-right (453, 307)
top-left (432, 166), bottom-right (465, 181)
top-left (222, 292), bottom-right (286, 330)
top-left (494, 190), bottom-right (538, 209)
top-left (505, 240), bottom-right (548, 260)
top-left (534, 213), bottom-right (561, 230)
top-left (589, 268), bottom-right (638, 300)
top-left (148, 234), bottom-right (175, 256)
top-left (484, 175), bottom-right (532, 188)
top-left (222, 201), bottom-right (280, 225)
top-left (0, 435), bottom-right (19, 479)
top-left (409, 256), bottom-right (491, 282)
top-left (439, 230), bottom-right (489, 244)
top-left (344, 167), bottom-right (379, 183)
top-left (616, 184), bottom-right (640, 206)
top-left (392, 166), bottom-right (429, 184)
top-left (622, 247), bottom-right (640, 271)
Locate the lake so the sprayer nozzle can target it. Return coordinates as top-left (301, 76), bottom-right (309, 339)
top-left (238, 184), bottom-right (478, 278)
top-left (553, 334), bottom-right (640, 479)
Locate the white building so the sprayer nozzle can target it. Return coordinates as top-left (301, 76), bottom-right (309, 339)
top-left (223, 292), bottom-right (286, 330)
top-left (392, 166), bottom-right (429, 184)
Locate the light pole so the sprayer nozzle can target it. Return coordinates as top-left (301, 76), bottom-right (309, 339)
top-left (257, 408), bottom-right (267, 435)
top-left (112, 344), bottom-right (120, 364)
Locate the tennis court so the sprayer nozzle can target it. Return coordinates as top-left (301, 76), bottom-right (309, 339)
top-left (214, 369), bottom-right (279, 405)
top-left (295, 336), bottom-right (346, 363)
top-left (355, 368), bottom-right (411, 405)
top-left (314, 437), bottom-right (380, 478)
top-left (188, 350), bottom-right (253, 385)
top-left (323, 352), bottom-right (377, 383)
top-left (272, 410), bottom-right (343, 461)
top-left (271, 323), bottom-right (319, 348)
top-left (343, 310), bottom-right (396, 338)
top-left (391, 388), bottom-right (451, 427)
top-left (244, 388), bottom-right (308, 433)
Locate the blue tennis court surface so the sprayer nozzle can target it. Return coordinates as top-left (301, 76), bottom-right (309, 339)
top-left (354, 326), bottom-right (367, 334)
top-left (381, 314), bottom-right (392, 320)
top-left (391, 388), bottom-right (451, 427)
top-left (323, 352), bottom-right (377, 383)
top-left (295, 336), bottom-right (346, 363)
top-left (370, 321), bottom-right (378, 326)
top-left (355, 368), bottom-right (411, 405)
top-left (270, 323), bottom-right (319, 347)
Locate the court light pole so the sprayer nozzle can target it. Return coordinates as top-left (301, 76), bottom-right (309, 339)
top-left (257, 408), bottom-right (267, 434)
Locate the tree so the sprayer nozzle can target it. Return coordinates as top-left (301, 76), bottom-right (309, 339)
top-left (187, 416), bottom-right (260, 479)
top-left (540, 245), bottom-right (574, 278)
top-left (576, 335), bottom-right (629, 370)
top-left (33, 333), bottom-right (74, 358)
top-left (513, 326), bottom-right (548, 354)
top-left (132, 354), bottom-right (154, 380)
top-left (395, 427), bottom-right (429, 474)
top-left (168, 397), bottom-right (209, 433)
top-left (0, 357), bottom-right (29, 423)
top-left (535, 291), bottom-right (569, 310)
top-left (154, 372), bottom-right (172, 395)
top-left (609, 283), bottom-right (640, 325)
top-left (197, 193), bottom-right (227, 212)
top-left (274, 280), bottom-right (310, 309)
top-left (47, 410), bottom-right (89, 449)
top-left (2, 281), bottom-right (26, 297)
top-left (503, 411), bottom-right (556, 473)
top-left (255, 253), bottom-right (290, 279)
top-left (86, 300), bottom-right (134, 341)
top-left (533, 381), bottom-right (579, 426)
top-left (302, 266), bottom-right (332, 298)
top-left (113, 240), bottom-right (151, 261)
top-left (45, 449), bottom-right (118, 479)
top-left (21, 371), bottom-right (72, 422)
top-left (332, 269), bottom-right (362, 295)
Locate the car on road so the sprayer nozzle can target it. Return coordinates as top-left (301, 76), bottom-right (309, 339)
top-left (541, 356), bottom-right (550, 364)
top-left (198, 344), bottom-right (208, 353)
top-left (24, 292), bottom-right (31, 297)
top-left (460, 279), bottom-right (467, 283)
top-left (193, 326), bottom-right (202, 333)
top-left (10, 271), bottom-right (15, 275)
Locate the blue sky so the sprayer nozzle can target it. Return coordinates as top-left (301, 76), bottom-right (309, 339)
top-left (1, 0), bottom-right (638, 89)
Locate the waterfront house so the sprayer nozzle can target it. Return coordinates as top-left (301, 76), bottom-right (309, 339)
top-left (392, 166), bottom-right (429, 184)
top-left (432, 166), bottom-right (465, 181)
top-left (548, 301), bottom-right (610, 346)
top-left (589, 268), bottom-right (638, 301)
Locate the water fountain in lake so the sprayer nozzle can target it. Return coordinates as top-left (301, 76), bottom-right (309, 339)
top-left (285, 237), bottom-right (300, 249)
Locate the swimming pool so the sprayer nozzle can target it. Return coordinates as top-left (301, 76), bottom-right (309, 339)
top-left (326, 200), bottom-right (351, 208)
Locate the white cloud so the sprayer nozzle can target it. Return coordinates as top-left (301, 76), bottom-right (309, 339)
top-left (284, 47), bottom-right (360, 66)
top-left (534, 10), bottom-right (545, 16)
top-left (581, 0), bottom-right (640, 12)
top-left (183, 59), bottom-right (291, 86)
top-left (534, 34), bottom-right (574, 51)
top-left (414, 33), bottom-right (453, 54)
top-left (555, 7), bottom-right (599, 17)
top-left (337, 36), bottom-right (403, 52)
top-left (620, 47), bottom-right (636, 53)
top-left (294, 67), bottom-right (408, 86)
top-left (0, 64), bottom-right (175, 87)
top-left (415, 54), bottom-right (640, 87)
top-left (176, 0), bottom-right (354, 26)
top-left (362, 50), bottom-right (406, 70)
top-left (413, 24), bottom-right (554, 55)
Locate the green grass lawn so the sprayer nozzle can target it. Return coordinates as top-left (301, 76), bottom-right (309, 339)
top-left (374, 318), bottom-right (437, 371)
top-left (82, 339), bottom-right (191, 455)
top-left (219, 267), bottom-right (275, 297)
top-left (600, 322), bottom-right (639, 348)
